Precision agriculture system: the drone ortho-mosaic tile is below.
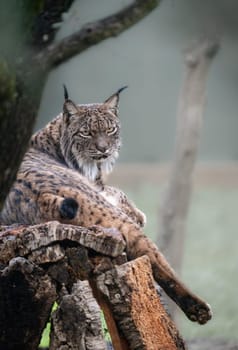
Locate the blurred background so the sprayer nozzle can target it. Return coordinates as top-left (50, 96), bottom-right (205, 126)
top-left (37, 0), bottom-right (238, 342)
top-left (6, 0), bottom-right (236, 343)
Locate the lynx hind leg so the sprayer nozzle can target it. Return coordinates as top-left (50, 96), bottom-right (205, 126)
top-left (102, 185), bottom-right (146, 227)
top-left (129, 234), bottom-right (212, 324)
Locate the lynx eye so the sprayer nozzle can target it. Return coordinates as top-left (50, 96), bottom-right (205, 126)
top-left (79, 129), bottom-right (91, 138)
top-left (106, 126), bottom-right (117, 135)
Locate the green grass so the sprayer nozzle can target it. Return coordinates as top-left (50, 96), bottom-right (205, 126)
top-left (122, 184), bottom-right (238, 340)
top-left (39, 302), bottom-right (58, 348)
top-left (39, 322), bottom-right (51, 348)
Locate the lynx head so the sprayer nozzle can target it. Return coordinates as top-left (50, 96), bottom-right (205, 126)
top-left (60, 85), bottom-right (127, 182)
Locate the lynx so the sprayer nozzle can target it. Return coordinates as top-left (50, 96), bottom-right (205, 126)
top-left (0, 87), bottom-right (212, 324)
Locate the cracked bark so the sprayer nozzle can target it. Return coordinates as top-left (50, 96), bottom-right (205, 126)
top-left (50, 280), bottom-right (107, 350)
top-left (94, 255), bottom-right (185, 350)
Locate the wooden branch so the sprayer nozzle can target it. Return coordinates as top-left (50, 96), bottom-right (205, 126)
top-left (0, 221), bottom-right (125, 265)
top-left (158, 37), bottom-right (219, 316)
top-left (34, 0), bottom-right (161, 70)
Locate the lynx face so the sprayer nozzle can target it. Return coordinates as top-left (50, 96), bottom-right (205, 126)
top-left (60, 89), bottom-right (125, 182)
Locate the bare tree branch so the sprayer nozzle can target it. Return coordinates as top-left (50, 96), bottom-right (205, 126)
top-left (158, 37), bottom-right (220, 316)
top-left (34, 0), bottom-right (161, 70)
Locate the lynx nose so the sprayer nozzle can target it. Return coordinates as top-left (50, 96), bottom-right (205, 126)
top-left (96, 138), bottom-right (108, 153)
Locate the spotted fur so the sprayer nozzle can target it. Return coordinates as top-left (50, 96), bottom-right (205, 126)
top-left (31, 90), bottom-right (122, 184)
top-left (0, 88), bottom-right (212, 324)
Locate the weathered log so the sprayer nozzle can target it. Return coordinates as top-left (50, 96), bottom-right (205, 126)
top-left (0, 223), bottom-right (186, 350)
top-left (95, 255), bottom-right (186, 350)
top-left (0, 223), bottom-right (126, 350)
top-left (0, 221), bottom-right (126, 265)
top-left (0, 257), bottom-right (57, 350)
top-left (50, 280), bottom-right (107, 350)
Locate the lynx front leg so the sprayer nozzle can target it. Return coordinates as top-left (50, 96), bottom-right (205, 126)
top-left (102, 185), bottom-right (146, 227)
top-left (126, 232), bottom-right (212, 324)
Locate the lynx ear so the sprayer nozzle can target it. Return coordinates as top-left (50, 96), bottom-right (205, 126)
top-left (63, 84), bottom-right (78, 117)
top-left (63, 84), bottom-right (69, 100)
top-left (104, 86), bottom-right (128, 111)
top-left (63, 100), bottom-right (78, 116)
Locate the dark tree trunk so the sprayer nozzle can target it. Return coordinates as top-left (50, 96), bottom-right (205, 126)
top-left (0, 63), bottom-right (45, 210)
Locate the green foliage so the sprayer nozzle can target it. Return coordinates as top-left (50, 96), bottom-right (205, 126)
top-left (39, 321), bottom-right (51, 348)
top-left (39, 301), bottom-right (58, 348)
top-left (101, 312), bottom-right (111, 342)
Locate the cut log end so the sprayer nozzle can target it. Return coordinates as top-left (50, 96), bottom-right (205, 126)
top-left (96, 255), bottom-right (186, 350)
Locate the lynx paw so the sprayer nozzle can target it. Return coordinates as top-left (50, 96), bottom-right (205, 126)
top-left (129, 208), bottom-right (146, 227)
top-left (187, 302), bottom-right (212, 325)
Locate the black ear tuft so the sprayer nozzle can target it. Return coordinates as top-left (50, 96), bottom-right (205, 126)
top-left (62, 85), bottom-right (79, 119)
top-left (104, 85), bottom-right (128, 110)
top-left (117, 85), bottom-right (128, 95)
top-left (63, 84), bottom-right (69, 101)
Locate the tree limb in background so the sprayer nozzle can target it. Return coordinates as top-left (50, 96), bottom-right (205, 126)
top-left (0, 0), bottom-right (161, 210)
top-left (34, 0), bottom-right (161, 70)
top-left (158, 36), bottom-right (220, 316)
